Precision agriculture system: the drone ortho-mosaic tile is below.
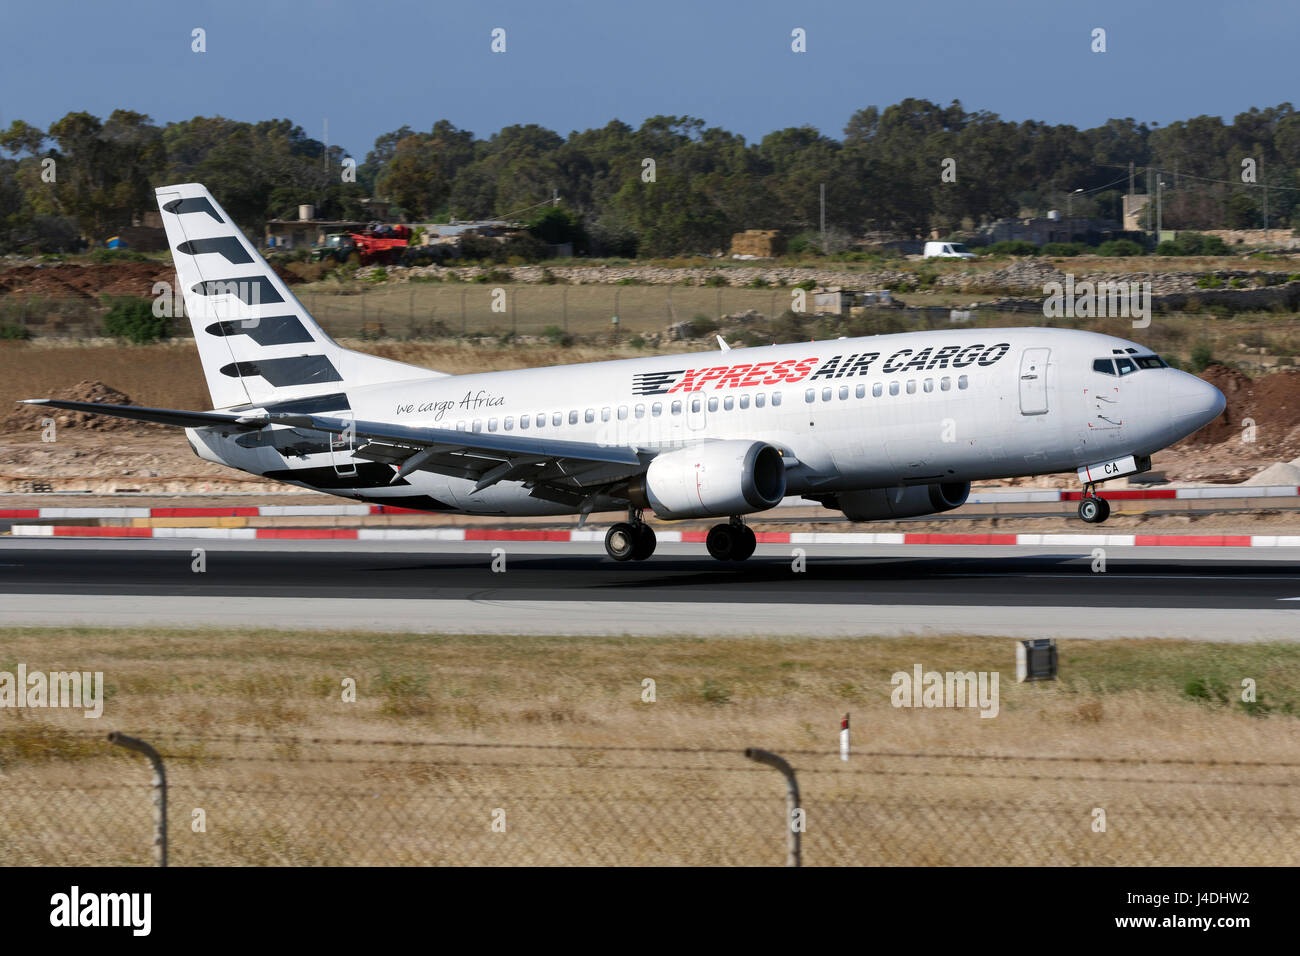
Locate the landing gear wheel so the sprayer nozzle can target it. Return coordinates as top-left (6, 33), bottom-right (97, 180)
top-left (605, 522), bottom-right (637, 561)
top-left (631, 524), bottom-right (657, 561)
top-left (730, 525), bottom-right (757, 561)
top-left (1078, 496), bottom-right (1109, 524)
top-left (706, 523), bottom-right (737, 561)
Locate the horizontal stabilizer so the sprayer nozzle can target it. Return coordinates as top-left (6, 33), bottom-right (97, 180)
top-left (19, 399), bottom-right (267, 430)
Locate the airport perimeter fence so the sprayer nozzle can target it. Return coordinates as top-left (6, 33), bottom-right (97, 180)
top-left (0, 286), bottom-right (963, 342)
top-left (4, 732), bottom-right (1298, 866)
top-left (6, 289), bottom-right (1299, 358)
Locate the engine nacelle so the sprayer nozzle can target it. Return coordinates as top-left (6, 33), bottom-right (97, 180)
top-left (630, 440), bottom-right (787, 520)
top-left (828, 481), bottom-right (970, 522)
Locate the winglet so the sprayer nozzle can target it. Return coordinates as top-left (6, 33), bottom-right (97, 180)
top-left (716, 334), bottom-right (731, 351)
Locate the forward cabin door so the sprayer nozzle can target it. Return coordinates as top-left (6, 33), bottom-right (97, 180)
top-left (1019, 348), bottom-right (1050, 415)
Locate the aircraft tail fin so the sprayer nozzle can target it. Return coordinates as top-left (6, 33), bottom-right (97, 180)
top-left (155, 182), bottom-right (442, 410)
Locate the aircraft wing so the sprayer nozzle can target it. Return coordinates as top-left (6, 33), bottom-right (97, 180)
top-left (270, 412), bottom-right (650, 501)
top-left (18, 399), bottom-right (268, 429)
top-left (15, 398), bottom-right (654, 505)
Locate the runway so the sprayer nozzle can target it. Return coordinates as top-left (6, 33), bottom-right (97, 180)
top-left (2, 539), bottom-right (1299, 639)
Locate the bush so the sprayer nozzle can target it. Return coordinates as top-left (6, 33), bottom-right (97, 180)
top-left (986, 239), bottom-right (1040, 256)
top-left (86, 247), bottom-right (150, 264)
top-left (1189, 344), bottom-right (1216, 372)
top-left (1195, 274), bottom-right (1224, 289)
top-left (400, 245), bottom-right (449, 267)
top-left (542, 325), bottom-right (574, 347)
top-left (526, 207), bottom-right (586, 249)
top-left (101, 296), bottom-right (169, 344)
top-left (1095, 239), bottom-right (1145, 257)
top-left (1183, 677), bottom-right (1229, 705)
top-left (770, 309), bottom-right (806, 344)
top-left (786, 232), bottom-right (819, 255)
top-left (702, 274), bottom-right (728, 287)
top-left (689, 313), bottom-right (718, 337)
top-left (1155, 232), bottom-right (1231, 257)
top-left (1040, 242), bottom-right (1084, 257)
top-left (0, 321), bottom-right (32, 340)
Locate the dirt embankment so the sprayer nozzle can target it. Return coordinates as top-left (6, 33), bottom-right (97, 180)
top-left (0, 260), bottom-right (301, 300)
top-left (1181, 364), bottom-right (1300, 461)
top-left (4, 380), bottom-right (162, 434)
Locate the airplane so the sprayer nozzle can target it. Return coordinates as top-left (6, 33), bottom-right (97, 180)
top-left (20, 183), bottom-right (1226, 562)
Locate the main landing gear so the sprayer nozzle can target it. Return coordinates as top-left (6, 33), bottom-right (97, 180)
top-left (1077, 483), bottom-right (1111, 524)
top-left (605, 507), bottom-right (657, 561)
top-left (706, 516), bottom-right (757, 562)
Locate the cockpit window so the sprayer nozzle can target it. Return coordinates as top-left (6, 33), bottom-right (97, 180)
top-left (1092, 358), bottom-right (1115, 375)
top-left (1115, 357), bottom-right (1137, 375)
top-left (1135, 355), bottom-right (1166, 369)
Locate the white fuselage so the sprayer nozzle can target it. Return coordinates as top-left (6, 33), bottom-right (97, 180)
top-left (186, 326), bottom-right (1223, 518)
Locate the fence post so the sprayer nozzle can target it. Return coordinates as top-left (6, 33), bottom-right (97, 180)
top-left (744, 747), bottom-right (801, 867)
top-left (109, 732), bottom-right (168, 867)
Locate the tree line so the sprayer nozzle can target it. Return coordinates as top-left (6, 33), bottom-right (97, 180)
top-left (3, 100), bottom-right (1299, 257)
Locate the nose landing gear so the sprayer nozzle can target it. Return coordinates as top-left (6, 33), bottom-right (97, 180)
top-left (604, 507), bottom-right (657, 561)
top-left (706, 516), bottom-right (758, 561)
top-left (1077, 483), bottom-right (1111, 524)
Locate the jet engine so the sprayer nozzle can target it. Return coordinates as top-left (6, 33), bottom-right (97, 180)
top-left (628, 440), bottom-right (786, 519)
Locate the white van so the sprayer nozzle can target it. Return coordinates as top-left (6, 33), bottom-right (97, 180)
top-left (923, 241), bottom-right (976, 259)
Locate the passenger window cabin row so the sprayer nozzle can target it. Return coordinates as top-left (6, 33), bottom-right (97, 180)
top-left (453, 389), bottom-right (786, 434)
top-left (806, 374), bottom-right (969, 403)
top-left (451, 373), bottom-right (971, 434)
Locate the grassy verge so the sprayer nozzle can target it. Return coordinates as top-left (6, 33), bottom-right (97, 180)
top-left (3, 628), bottom-right (1296, 865)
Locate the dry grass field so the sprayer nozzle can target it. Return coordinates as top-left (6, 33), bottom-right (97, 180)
top-left (296, 280), bottom-right (792, 337)
top-left (2, 627), bottom-right (1297, 865)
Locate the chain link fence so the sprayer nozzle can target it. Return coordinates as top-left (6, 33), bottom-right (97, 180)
top-left (3, 732), bottom-right (1297, 866)
top-left (7, 289), bottom-right (1297, 371)
top-left (0, 286), bottom-right (917, 341)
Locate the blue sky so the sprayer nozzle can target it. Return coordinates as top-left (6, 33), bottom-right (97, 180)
top-left (2, 0), bottom-right (1296, 155)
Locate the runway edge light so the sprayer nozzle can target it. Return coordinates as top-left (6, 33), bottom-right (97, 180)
top-left (1016, 638), bottom-right (1059, 683)
top-left (839, 713), bottom-right (849, 762)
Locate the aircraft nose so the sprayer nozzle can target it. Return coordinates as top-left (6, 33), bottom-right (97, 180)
top-left (1169, 372), bottom-right (1226, 432)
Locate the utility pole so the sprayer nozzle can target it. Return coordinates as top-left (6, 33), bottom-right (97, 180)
top-left (1128, 161), bottom-right (1134, 197)
top-left (819, 183), bottom-right (826, 254)
top-left (1156, 178), bottom-right (1163, 238)
top-left (1262, 159), bottom-right (1269, 232)
top-left (1146, 168), bottom-right (1155, 239)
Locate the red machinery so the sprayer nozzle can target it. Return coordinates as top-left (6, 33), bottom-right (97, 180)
top-left (316, 223), bottom-right (411, 265)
